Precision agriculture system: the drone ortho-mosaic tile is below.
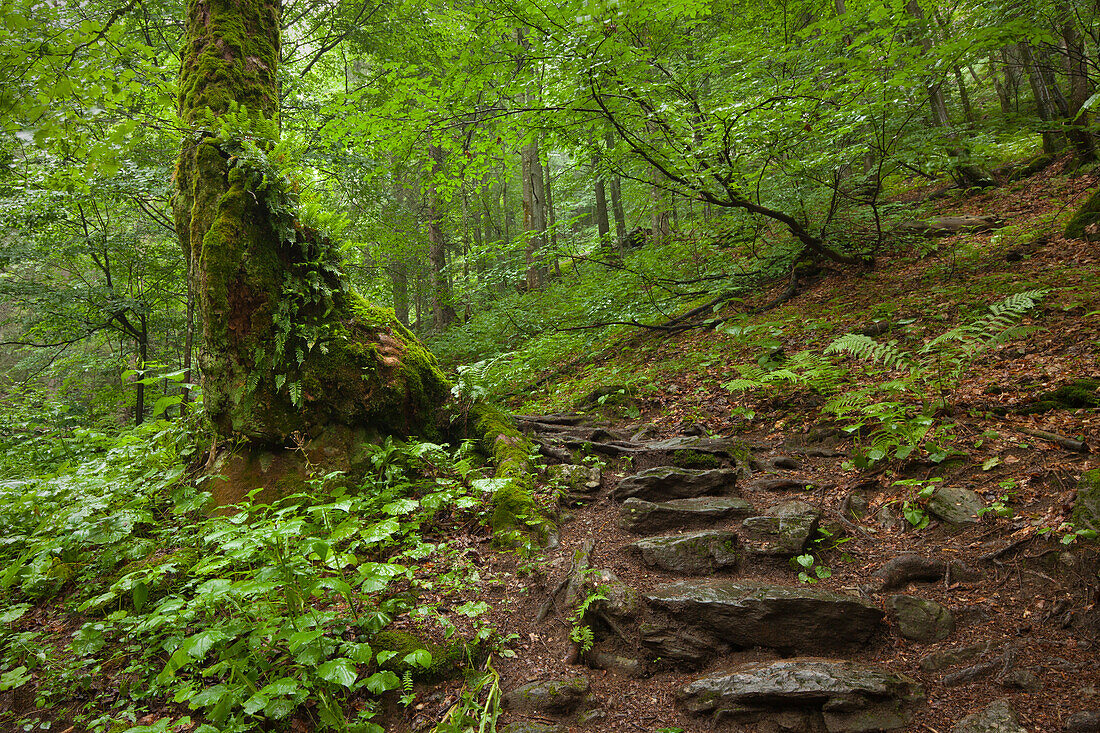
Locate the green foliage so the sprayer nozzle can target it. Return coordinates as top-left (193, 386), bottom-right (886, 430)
top-left (568, 573), bottom-right (607, 654)
top-left (0, 415), bottom-right (507, 732)
top-left (890, 478), bottom-right (943, 529)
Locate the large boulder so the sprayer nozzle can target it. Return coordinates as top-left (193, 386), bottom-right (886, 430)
top-left (679, 658), bottom-right (925, 732)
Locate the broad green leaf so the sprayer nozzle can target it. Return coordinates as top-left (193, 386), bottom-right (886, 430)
top-left (317, 658), bottom-right (357, 688)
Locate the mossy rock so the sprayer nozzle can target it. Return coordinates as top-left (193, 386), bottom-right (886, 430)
top-left (1071, 469), bottom-right (1100, 534)
top-left (1017, 379), bottom-right (1100, 415)
top-left (1065, 187), bottom-right (1100, 239)
top-left (371, 630), bottom-right (473, 681)
top-left (573, 385), bottom-right (640, 417)
top-left (83, 547), bottom-right (201, 615)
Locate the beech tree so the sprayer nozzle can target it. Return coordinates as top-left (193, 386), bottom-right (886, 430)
top-left (172, 0), bottom-right (449, 446)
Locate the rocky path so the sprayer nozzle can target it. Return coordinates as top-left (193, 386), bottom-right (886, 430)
top-left (484, 414), bottom-right (1098, 733)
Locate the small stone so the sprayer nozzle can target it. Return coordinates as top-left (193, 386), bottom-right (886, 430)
top-left (586, 650), bottom-right (646, 678)
top-left (586, 569), bottom-right (640, 623)
top-left (770, 455), bottom-right (802, 470)
top-left (889, 595), bottom-right (955, 642)
top-left (919, 641), bottom-right (1002, 673)
top-left (629, 531), bottom-right (740, 574)
top-left (499, 724), bottom-right (564, 733)
top-left (1000, 668), bottom-right (1040, 691)
top-left (841, 492), bottom-right (870, 519)
top-left (875, 503), bottom-right (901, 529)
top-left (1065, 710), bottom-right (1100, 732)
top-left (928, 486), bottom-right (985, 525)
top-left (873, 554), bottom-right (947, 590)
top-left (951, 698), bottom-right (1027, 733)
top-left (546, 464), bottom-right (602, 493)
top-left (575, 709), bottom-right (606, 725)
top-left (502, 677), bottom-right (590, 714)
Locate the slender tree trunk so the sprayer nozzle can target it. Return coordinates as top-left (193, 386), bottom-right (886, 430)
top-left (1061, 22), bottom-right (1095, 163)
top-left (427, 144), bottom-right (457, 330)
top-left (605, 131), bottom-right (627, 245)
top-left (906, 0), bottom-right (993, 187)
top-left (953, 66), bottom-right (974, 123)
top-left (594, 154), bottom-right (611, 246)
top-left (521, 137), bottom-right (545, 290)
top-left (544, 156), bottom-right (560, 278)
top-left (135, 314), bottom-right (147, 426)
top-left (1020, 41), bottom-right (1067, 156)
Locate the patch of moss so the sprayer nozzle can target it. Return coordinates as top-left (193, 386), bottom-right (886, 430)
top-left (1017, 379), bottom-right (1100, 415)
top-left (370, 630), bottom-right (473, 681)
top-left (671, 450), bottom-right (722, 470)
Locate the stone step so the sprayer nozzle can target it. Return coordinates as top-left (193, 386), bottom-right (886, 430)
top-left (618, 496), bottom-right (754, 533)
top-left (740, 499), bottom-right (822, 557)
top-left (612, 466), bottom-right (738, 502)
top-left (679, 658), bottom-right (924, 733)
top-left (641, 581), bottom-right (884, 663)
top-left (628, 530), bottom-right (740, 574)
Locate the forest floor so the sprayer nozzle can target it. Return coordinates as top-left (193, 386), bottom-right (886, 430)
top-left (393, 159), bottom-right (1100, 732)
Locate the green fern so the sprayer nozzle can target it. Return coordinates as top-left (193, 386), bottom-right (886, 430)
top-left (825, 334), bottom-right (913, 372)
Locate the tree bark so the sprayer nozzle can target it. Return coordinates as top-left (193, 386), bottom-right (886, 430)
top-left (905, 0), bottom-right (993, 187)
top-left (173, 0), bottom-right (449, 445)
top-left (1020, 41), bottom-right (1067, 156)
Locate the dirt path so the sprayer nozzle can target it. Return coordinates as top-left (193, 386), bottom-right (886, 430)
top-left (482, 415), bottom-right (1100, 733)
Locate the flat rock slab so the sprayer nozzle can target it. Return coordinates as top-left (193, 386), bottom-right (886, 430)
top-left (644, 435), bottom-right (744, 458)
top-left (928, 486), bottom-right (985, 525)
top-left (618, 496), bottom-right (754, 533)
top-left (741, 500), bottom-right (822, 556)
top-left (644, 581), bottom-right (884, 655)
top-left (680, 658), bottom-right (924, 732)
top-left (613, 466), bottom-right (738, 502)
top-left (629, 531), bottom-right (740, 574)
top-left (951, 698), bottom-right (1027, 733)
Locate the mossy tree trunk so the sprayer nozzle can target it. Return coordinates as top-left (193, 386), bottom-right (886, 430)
top-left (172, 0), bottom-right (449, 447)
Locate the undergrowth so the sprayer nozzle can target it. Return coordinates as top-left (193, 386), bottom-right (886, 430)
top-left (0, 412), bottom-right (512, 732)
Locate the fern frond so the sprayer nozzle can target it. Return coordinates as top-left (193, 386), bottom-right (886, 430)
top-left (723, 378), bottom-right (766, 392)
top-left (826, 334), bottom-right (913, 371)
